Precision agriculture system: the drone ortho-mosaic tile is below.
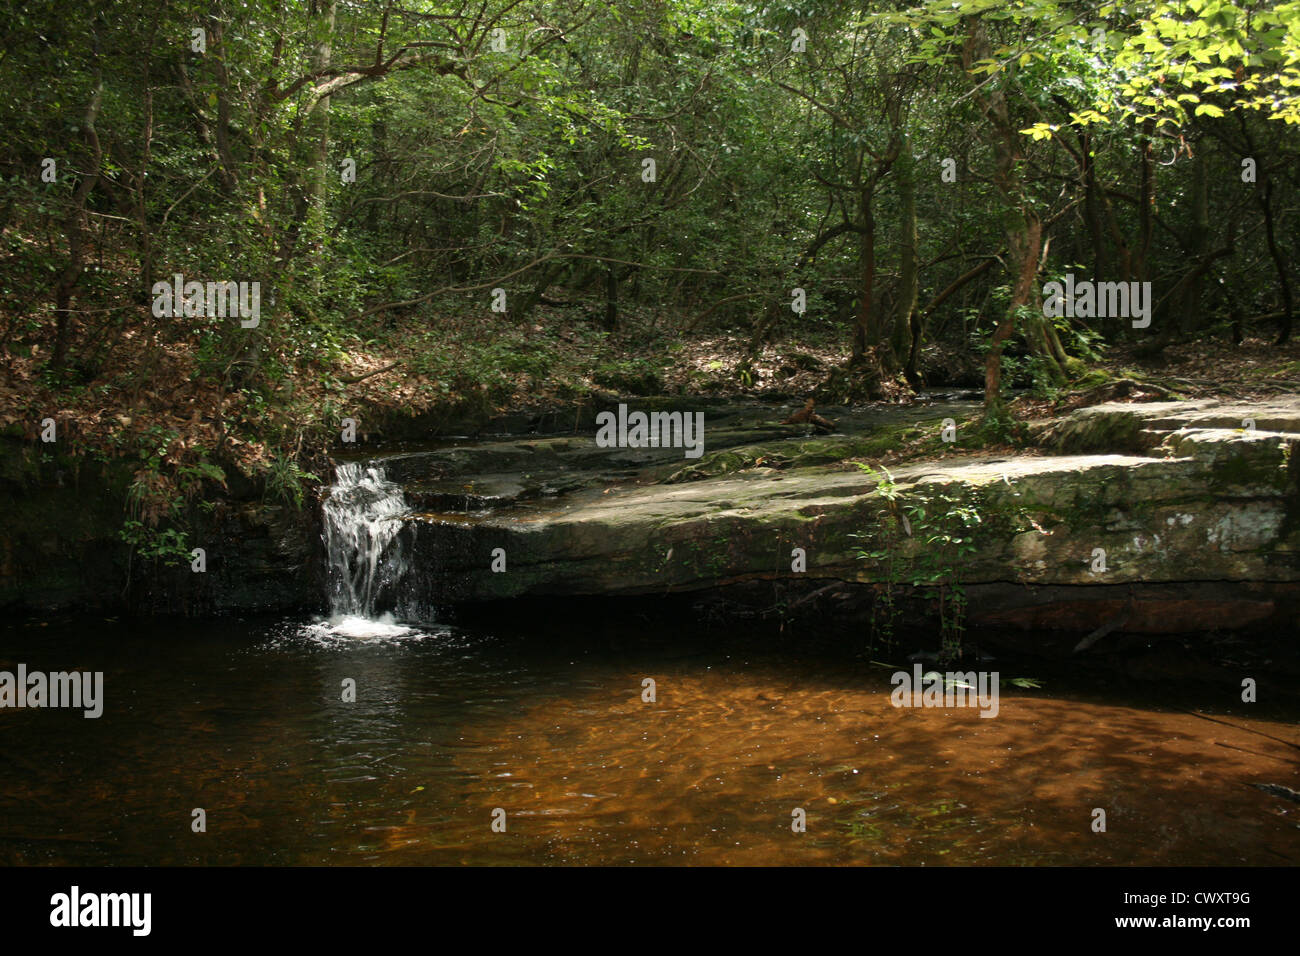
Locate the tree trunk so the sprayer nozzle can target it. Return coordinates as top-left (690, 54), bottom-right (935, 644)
top-left (986, 217), bottom-right (1043, 404)
top-left (51, 78), bottom-right (104, 373)
top-left (891, 137), bottom-right (918, 371)
top-left (1135, 118), bottom-right (1155, 284)
top-left (1080, 128), bottom-right (1106, 284)
top-left (603, 266), bottom-right (618, 331)
top-left (309, 2), bottom-right (337, 211)
top-left (308, 1), bottom-right (337, 295)
top-left (206, 17), bottom-right (240, 190)
top-left (961, 20), bottom-right (1055, 406)
top-left (851, 193), bottom-right (876, 361)
top-left (1258, 174), bottom-right (1293, 345)
top-left (1180, 147), bottom-right (1210, 332)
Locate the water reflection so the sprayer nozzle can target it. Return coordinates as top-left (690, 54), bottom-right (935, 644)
top-left (0, 615), bottom-right (1295, 866)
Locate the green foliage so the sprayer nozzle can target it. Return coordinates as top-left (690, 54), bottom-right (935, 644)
top-left (974, 407), bottom-right (1031, 447)
top-left (1006, 677), bottom-right (1044, 689)
top-left (1110, 0), bottom-right (1300, 126)
top-left (117, 520), bottom-right (190, 567)
top-left (264, 456), bottom-right (318, 511)
top-left (405, 331), bottom-right (562, 404)
top-left (902, 487), bottom-right (982, 661)
top-left (849, 465), bottom-right (983, 660)
top-left (5, 0), bottom-right (1299, 477)
top-left (850, 464), bottom-right (908, 651)
top-left (592, 357), bottom-right (664, 395)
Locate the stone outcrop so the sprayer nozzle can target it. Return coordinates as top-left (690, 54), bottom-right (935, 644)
top-left (393, 398), bottom-right (1300, 633)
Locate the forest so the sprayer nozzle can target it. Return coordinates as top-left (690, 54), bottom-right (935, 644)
top-left (1, 0), bottom-right (1299, 875)
top-left (5, 0), bottom-right (1298, 531)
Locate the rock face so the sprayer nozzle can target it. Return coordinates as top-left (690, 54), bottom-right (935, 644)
top-left (7, 394), bottom-right (1299, 634)
top-left (0, 439), bottom-right (318, 614)
top-left (374, 398), bottom-right (1300, 633)
top-left (0, 445), bottom-right (131, 611)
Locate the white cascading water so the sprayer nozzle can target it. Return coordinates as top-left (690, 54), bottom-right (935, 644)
top-left (320, 460), bottom-right (412, 634)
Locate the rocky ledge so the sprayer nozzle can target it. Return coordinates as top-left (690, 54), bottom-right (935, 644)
top-left (391, 397), bottom-right (1300, 634)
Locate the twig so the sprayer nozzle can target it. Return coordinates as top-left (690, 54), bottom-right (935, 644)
top-left (338, 361), bottom-right (401, 384)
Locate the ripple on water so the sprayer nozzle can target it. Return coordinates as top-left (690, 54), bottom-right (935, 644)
top-left (5, 613), bottom-right (1297, 867)
top-left (286, 614), bottom-right (447, 646)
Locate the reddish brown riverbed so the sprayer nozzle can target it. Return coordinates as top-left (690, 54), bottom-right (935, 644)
top-left (1, 614), bottom-right (1296, 865)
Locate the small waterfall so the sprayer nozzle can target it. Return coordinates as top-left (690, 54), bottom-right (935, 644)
top-left (321, 460), bottom-right (411, 619)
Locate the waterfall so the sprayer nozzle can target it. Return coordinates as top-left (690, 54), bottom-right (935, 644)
top-left (321, 460), bottom-right (410, 619)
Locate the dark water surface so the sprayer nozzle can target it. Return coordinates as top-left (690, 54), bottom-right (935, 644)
top-left (2, 612), bottom-right (1297, 866)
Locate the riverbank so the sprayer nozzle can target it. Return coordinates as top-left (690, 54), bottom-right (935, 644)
top-left (7, 390), bottom-right (1296, 669)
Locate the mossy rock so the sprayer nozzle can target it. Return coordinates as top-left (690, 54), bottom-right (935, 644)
top-left (1069, 367), bottom-right (1113, 391)
top-left (1040, 406), bottom-right (1149, 454)
top-left (663, 429), bottom-right (928, 483)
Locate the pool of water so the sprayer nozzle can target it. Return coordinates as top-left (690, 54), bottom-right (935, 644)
top-left (1, 612), bottom-right (1296, 865)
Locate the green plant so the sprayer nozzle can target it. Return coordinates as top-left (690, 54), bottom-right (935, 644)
top-left (176, 460), bottom-right (226, 489)
top-left (902, 487), bottom-right (981, 662)
top-left (265, 455), bottom-right (319, 509)
top-left (1005, 677), bottom-right (1043, 689)
top-left (591, 357), bottom-right (664, 394)
top-left (975, 407), bottom-right (1030, 447)
top-left (849, 465), bottom-right (984, 662)
top-left (1025, 353), bottom-right (1067, 399)
top-left (849, 464), bottom-right (907, 652)
top-left (118, 519), bottom-right (191, 567)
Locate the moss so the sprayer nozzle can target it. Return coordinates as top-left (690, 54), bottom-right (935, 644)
top-left (855, 424), bottom-right (932, 457)
top-left (1070, 367), bottom-right (1113, 390)
top-left (1209, 451), bottom-right (1285, 492)
top-left (986, 463), bottom-right (1162, 534)
top-left (663, 424), bottom-right (939, 483)
top-left (592, 359), bottom-right (665, 395)
top-left (1277, 442), bottom-right (1300, 544)
top-left (1046, 409), bottom-right (1146, 454)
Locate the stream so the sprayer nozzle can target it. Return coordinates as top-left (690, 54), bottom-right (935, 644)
top-left (2, 415), bottom-right (1298, 866)
top-left (1, 608), bottom-right (1296, 865)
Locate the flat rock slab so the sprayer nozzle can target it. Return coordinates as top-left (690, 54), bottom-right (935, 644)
top-left (376, 398), bottom-right (1300, 610)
